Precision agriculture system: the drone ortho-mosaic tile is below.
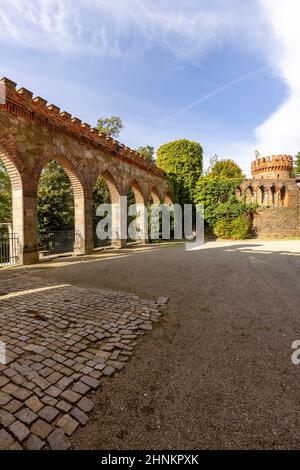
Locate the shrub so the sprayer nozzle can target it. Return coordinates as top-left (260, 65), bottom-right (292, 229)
top-left (214, 214), bottom-right (251, 240)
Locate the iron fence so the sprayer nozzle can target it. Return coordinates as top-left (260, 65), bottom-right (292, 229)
top-left (39, 229), bottom-right (75, 256)
top-left (0, 232), bottom-right (19, 266)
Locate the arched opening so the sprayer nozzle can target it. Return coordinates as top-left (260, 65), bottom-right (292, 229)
top-left (93, 173), bottom-right (112, 248)
top-left (259, 185), bottom-right (265, 205)
top-left (93, 170), bottom-right (125, 248)
top-left (164, 193), bottom-right (173, 205)
top-left (0, 147), bottom-right (23, 265)
top-left (127, 180), bottom-right (147, 244)
top-left (245, 186), bottom-right (253, 204)
top-left (37, 158), bottom-right (84, 258)
top-left (280, 186), bottom-right (286, 207)
top-left (270, 185), bottom-right (276, 206)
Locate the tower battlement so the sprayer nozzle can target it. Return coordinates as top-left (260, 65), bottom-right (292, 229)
top-left (251, 155), bottom-right (293, 179)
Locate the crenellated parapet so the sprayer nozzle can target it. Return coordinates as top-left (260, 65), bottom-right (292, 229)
top-left (0, 77), bottom-right (165, 179)
top-left (251, 155), bottom-right (293, 179)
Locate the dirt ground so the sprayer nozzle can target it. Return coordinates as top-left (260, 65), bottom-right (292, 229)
top-left (25, 240), bottom-right (300, 449)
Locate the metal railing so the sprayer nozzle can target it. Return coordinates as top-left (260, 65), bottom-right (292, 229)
top-left (0, 231), bottom-right (19, 266)
top-left (39, 229), bottom-right (75, 256)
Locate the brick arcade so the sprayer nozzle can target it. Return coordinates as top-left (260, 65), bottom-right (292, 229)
top-left (0, 77), bottom-right (171, 265)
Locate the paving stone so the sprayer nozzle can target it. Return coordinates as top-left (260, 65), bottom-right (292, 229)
top-left (0, 429), bottom-right (15, 450)
top-left (70, 407), bottom-right (89, 426)
top-left (46, 385), bottom-right (61, 398)
top-left (16, 407), bottom-right (38, 425)
top-left (60, 389), bottom-right (81, 404)
top-left (56, 400), bottom-right (72, 413)
top-left (156, 296), bottom-right (169, 305)
top-left (57, 414), bottom-right (79, 436)
top-left (47, 429), bottom-right (71, 450)
top-left (25, 434), bottom-right (45, 450)
top-left (8, 441), bottom-right (23, 450)
top-left (25, 395), bottom-right (44, 412)
top-left (77, 397), bottom-right (94, 413)
top-left (11, 387), bottom-right (32, 401)
top-left (102, 366), bottom-right (115, 376)
top-left (71, 381), bottom-right (90, 395)
top-left (0, 376), bottom-right (10, 387)
top-left (4, 399), bottom-right (23, 413)
top-left (80, 375), bottom-right (100, 388)
top-left (9, 420), bottom-right (30, 443)
top-left (31, 419), bottom-right (53, 439)
top-left (0, 391), bottom-right (11, 406)
top-left (39, 406), bottom-right (59, 423)
top-left (0, 409), bottom-right (16, 427)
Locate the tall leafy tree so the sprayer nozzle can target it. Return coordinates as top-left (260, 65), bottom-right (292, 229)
top-left (136, 145), bottom-right (155, 164)
top-left (156, 139), bottom-right (203, 205)
top-left (209, 158), bottom-right (244, 178)
top-left (97, 116), bottom-right (124, 138)
top-left (0, 160), bottom-right (12, 226)
top-left (37, 160), bottom-right (74, 236)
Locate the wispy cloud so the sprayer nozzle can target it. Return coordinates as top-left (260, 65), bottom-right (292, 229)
top-left (0, 0), bottom-right (262, 59)
top-left (161, 66), bottom-right (268, 122)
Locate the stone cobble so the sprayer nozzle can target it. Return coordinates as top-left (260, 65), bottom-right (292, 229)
top-left (0, 271), bottom-right (163, 450)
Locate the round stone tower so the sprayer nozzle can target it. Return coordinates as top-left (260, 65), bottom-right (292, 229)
top-left (251, 155), bottom-right (293, 179)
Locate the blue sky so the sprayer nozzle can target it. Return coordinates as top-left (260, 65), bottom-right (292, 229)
top-left (0, 0), bottom-right (299, 176)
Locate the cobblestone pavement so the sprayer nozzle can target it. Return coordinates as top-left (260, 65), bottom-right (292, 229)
top-left (0, 270), bottom-right (164, 450)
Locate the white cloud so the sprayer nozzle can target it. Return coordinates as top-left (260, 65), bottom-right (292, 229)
top-left (255, 0), bottom-right (300, 155)
top-left (0, 0), bottom-right (262, 59)
top-left (1, 0), bottom-right (300, 162)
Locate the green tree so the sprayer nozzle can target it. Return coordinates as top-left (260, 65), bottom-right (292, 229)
top-left (156, 139), bottom-right (203, 205)
top-left (136, 145), bottom-right (155, 164)
top-left (37, 160), bottom-right (74, 236)
top-left (97, 116), bottom-right (124, 138)
top-left (0, 160), bottom-right (12, 226)
top-left (209, 158), bottom-right (244, 178)
top-left (294, 152), bottom-right (300, 175)
top-left (194, 175), bottom-right (256, 238)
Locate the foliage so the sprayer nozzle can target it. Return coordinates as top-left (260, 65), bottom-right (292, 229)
top-left (0, 161), bottom-right (12, 225)
top-left (37, 160), bottom-right (74, 235)
top-left (97, 116), bottom-right (124, 138)
top-left (136, 145), bottom-right (155, 164)
top-left (214, 213), bottom-right (250, 240)
top-left (194, 176), bottom-right (242, 227)
top-left (294, 152), bottom-right (300, 175)
top-left (156, 139), bottom-right (203, 205)
top-left (194, 176), bottom-right (255, 239)
top-left (209, 158), bottom-right (244, 178)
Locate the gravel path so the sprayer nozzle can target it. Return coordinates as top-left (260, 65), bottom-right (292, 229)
top-left (32, 240), bottom-right (300, 449)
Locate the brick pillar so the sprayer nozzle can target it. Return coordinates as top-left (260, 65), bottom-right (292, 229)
top-left (135, 202), bottom-right (149, 245)
top-left (12, 189), bottom-right (38, 265)
top-left (74, 194), bottom-right (94, 255)
top-left (112, 195), bottom-right (127, 249)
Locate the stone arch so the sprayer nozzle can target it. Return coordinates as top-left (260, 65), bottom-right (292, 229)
top-left (258, 185), bottom-right (265, 205)
top-left (0, 142), bottom-right (25, 263)
top-left (245, 186), bottom-right (253, 204)
top-left (100, 170), bottom-right (122, 204)
top-left (149, 186), bottom-right (161, 204)
top-left (280, 185), bottom-right (287, 207)
top-left (164, 192), bottom-right (173, 205)
top-left (127, 179), bottom-right (147, 204)
top-left (270, 184), bottom-right (276, 206)
top-left (36, 146), bottom-right (89, 255)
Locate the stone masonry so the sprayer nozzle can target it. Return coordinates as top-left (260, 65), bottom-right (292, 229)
top-left (0, 77), bottom-right (171, 265)
top-left (0, 269), bottom-right (164, 450)
top-left (239, 155), bottom-right (300, 238)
